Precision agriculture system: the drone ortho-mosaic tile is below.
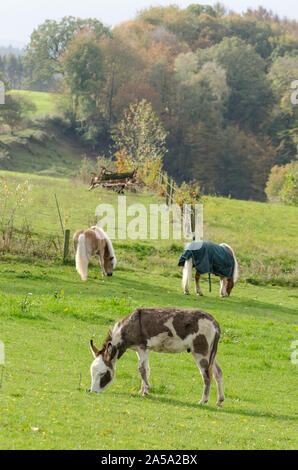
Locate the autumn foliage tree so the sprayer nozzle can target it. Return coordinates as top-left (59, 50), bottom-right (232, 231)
top-left (112, 99), bottom-right (168, 180)
top-left (20, 6), bottom-right (298, 201)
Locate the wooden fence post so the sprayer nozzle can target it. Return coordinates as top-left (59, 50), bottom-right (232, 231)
top-left (54, 193), bottom-right (65, 237)
top-left (189, 203), bottom-right (203, 241)
top-left (166, 178), bottom-right (171, 206)
top-left (170, 179), bottom-right (175, 205)
top-left (63, 229), bottom-right (70, 264)
top-left (191, 204), bottom-right (196, 240)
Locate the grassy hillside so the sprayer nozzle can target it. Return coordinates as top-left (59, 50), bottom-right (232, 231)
top-left (0, 170), bottom-right (297, 285)
top-left (0, 172), bottom-right (297, 450)
top-left (8, 90), bottom-right (61, 117)
top-left (0, 90), bottom-right (96, 177)
top-left (0, 120), bottom-right (95, 177)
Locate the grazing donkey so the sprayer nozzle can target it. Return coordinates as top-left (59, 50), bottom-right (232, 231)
top-left (89, 307), bottom-right (224, 406)
top-left (178, 241), bottom-right (238, 297)
top-left (73, 225), bottom-right (116, 281)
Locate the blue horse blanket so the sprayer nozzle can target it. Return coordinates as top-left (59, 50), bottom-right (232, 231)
top-left (178, 241), bottom-right (235, 279)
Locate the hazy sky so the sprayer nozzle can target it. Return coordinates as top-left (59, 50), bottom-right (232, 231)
top-left (1, 0), bottom-right (298, 47)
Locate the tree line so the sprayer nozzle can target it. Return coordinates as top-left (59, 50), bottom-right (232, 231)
top-left (1, 4), bottom-right (298, 201)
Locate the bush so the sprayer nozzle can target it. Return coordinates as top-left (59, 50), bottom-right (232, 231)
top-left (265, 161), bottom-right (298, 206)
top-left (0, 176), bottom-right (32, 251)
top-left (279, 161), bottom-right (298, 206)
top-left (265, 164), bottom-right (288, 203)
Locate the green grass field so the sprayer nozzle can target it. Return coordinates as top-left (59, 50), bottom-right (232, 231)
top-left (0, 171), bottom-right (297, 450)
top-left (8, 90), bottom-right (61, 117)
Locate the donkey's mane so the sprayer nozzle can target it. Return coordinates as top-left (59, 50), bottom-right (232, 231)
top-left (93, 226), bottom-right (117, 268)
top-left (100, 329), bottom-right (113, 353)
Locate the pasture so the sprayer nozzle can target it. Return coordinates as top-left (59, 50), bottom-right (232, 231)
top-left (8, 90), bottom-right (62, 117)
top-left (0, 171), bottom-right (297, 449)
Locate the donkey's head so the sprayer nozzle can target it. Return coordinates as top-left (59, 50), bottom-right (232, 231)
top-left (103, 242), bottom-right (116, 276)
top-left (220, 277), bottom-right (234, 297)
top-left (89, 338), bottom-right (116, 393)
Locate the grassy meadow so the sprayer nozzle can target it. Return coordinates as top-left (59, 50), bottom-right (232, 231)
top-left (8, 90), bottom-right (62, 117)
top-left (0, 171), bottom-right (297, 450)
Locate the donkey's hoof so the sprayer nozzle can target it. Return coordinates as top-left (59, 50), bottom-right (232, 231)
top-left (198, 399), bottom-right (208, 406)
top-left (184, 291), bottom-right (190, 295)
top-left (216, 399), bottom-right (224, 407)
top-left (196, 292), bottom-right (203, 296)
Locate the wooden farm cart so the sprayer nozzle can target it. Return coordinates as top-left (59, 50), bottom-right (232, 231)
top-left (88, 167), bottom-right (139, 193)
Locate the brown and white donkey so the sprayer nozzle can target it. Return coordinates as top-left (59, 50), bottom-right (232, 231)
top-left (73, 225), bottom-right (116, 281)
top-left (89, 307), bottom-right (224, 406)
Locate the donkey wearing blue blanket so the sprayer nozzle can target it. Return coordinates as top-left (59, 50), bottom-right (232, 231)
top-left (178, 241), bottom-right (238, 297)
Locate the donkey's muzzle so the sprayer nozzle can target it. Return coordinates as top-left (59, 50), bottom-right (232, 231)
top-left (107, 273), bottom-right (113, 276)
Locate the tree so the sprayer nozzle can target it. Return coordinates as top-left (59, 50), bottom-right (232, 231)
top-left (174, 56), bottom-right (229, 123)
top-left (24, 17), bottom-right (110, 88)
top-left (112, 99), bottom-right (168, 169)
top-left (197, 37), bottom-right (274, 132)
top-left (0, 93), bottom-right (36, 133)
top-left (268, 56), bottom-right (298, 164)
top-left (266, 161), bottom-right (298, 205)
top-left (60, 32), bottom-right (106, 145)
top-left (191, 13), bottom-right (227, 50)
top-left (279, 161), bottom-right (298, 206)
top-left (98, 32), bottom-right (145, 129)
top-left (62, 32), bottom-right (104, 99)
top-left (113, 82), bottom-right (163, 117)
top-left (136, 4), bottom-right (223, 49)
top-left (224, 16), bottom-right (274, 58)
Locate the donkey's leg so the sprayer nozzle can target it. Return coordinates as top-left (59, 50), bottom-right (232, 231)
top-left (182, 259), bottom-right (192, 295)
top-left (195, 272), bottom-right (203, 296)
top-left (212, 359), bottom-right (224, 406)
top-left (97, 248), bottom-right (106, 277)
top-left (192, 353), bottom-right (212, 405)
top-left (220, 277), bottom-right (228, 297)
top-left (136, 348), bottom-right (150, 396)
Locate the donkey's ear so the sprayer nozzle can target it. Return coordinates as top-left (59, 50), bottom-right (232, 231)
top-left (90, 339), bottom-right (100, 358)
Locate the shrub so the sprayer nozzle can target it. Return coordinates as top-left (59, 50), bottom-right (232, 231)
top-left (0, 176), bottom-right (32, 251)
top-left (265, 164), bottom-right (288, 203)
top-left (174, 181), bottom-right (201, 210)
top-left (265, 161), bottom-right (298, 206)
top-left (279, 161), bottom-right (298, 206)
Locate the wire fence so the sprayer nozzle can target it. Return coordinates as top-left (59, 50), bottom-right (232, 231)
top-left (156, 170), bottom-right (176, 206)
top-left (155, 170), bottom-right (202, 240)
top-left (0, 170), bottom-right (202, 260)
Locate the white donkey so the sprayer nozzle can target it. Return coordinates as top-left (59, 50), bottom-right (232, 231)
top-left (73, 226), bottom-right (116, 281)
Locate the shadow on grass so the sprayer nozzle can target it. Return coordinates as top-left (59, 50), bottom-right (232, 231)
top-left (0, 268), bottom-right (297, 323)
top-left (112, 390), bottom-right (298, 423)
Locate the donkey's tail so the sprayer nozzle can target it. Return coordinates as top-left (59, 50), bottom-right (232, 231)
top-left (233, 253), bottom-right (239, 284)
top-left (75, 233), bottom-right (89, 281)
top-left (208, 330), bottom-right (220, 383)
top-left (182, 257), bottom-right (193, 293)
